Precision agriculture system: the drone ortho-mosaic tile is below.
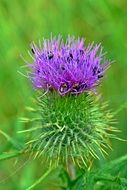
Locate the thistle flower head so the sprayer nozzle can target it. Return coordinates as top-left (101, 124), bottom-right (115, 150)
top-left (21, 35), bottom-right (116, 168)
top-left (28, 35), bottom-right (110, 95)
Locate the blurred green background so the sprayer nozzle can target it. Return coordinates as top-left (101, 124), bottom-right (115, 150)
top-left (0, 0), bottom-right (127, 189)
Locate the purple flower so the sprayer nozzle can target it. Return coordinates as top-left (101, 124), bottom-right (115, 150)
top-left (28, 35), bottom-right (110, 95)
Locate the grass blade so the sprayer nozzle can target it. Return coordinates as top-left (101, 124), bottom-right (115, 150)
top-left (26, 166), bottom-right (54, 190)
top-left (0, 151), bottom-right (23, 161)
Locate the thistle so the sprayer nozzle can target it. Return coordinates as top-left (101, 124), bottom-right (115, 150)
top-left (28, 36), bottom-right (110, 95)
top-left (21, 35), bottom-right (116, 168)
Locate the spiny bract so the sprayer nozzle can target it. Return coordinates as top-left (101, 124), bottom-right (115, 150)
top-left (24, 92), bottom-right (116, 167)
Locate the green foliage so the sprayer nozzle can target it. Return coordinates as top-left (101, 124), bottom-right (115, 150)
top-left (25, 155), bottom-right (127, 190)
top-left (58, 155), bottom-right (127, 190)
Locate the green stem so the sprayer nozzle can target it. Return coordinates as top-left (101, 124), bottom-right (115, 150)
top-left (67, 159), bottom-right (76, 180)
top-left (26, 166), bottom-right (54, 190)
